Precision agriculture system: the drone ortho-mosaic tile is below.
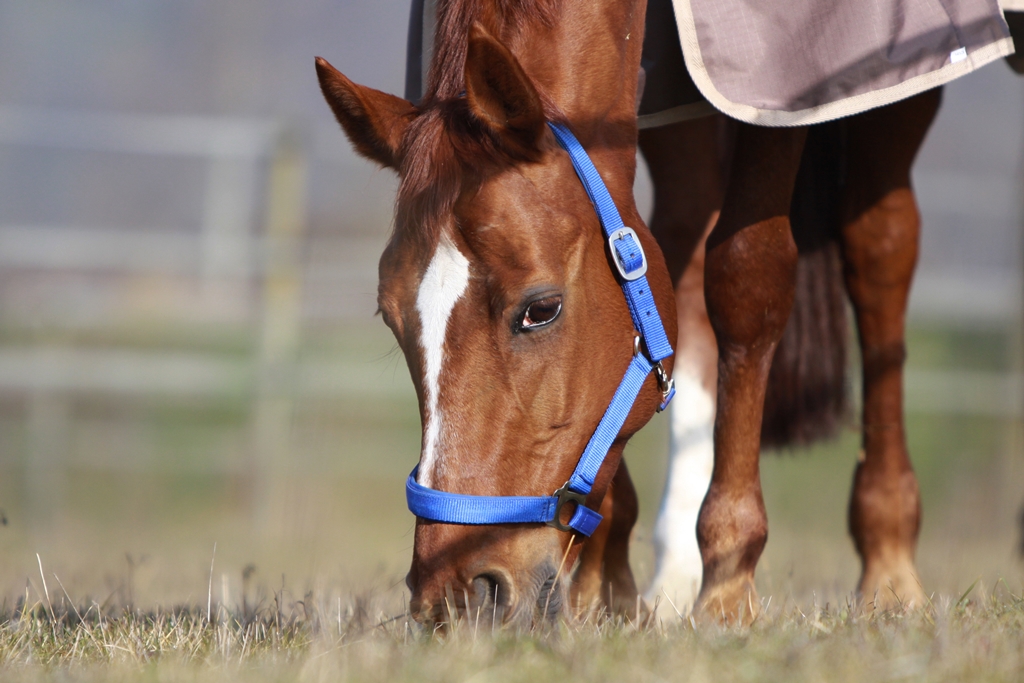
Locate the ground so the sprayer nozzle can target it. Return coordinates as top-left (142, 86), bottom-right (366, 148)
top-left (2, 590), bottom-right (1024, 682)
top-left (0, 323), bottom-right (1021, 681)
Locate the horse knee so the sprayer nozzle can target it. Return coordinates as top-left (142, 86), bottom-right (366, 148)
top-left (842, 188), bottom-right (920, 295)
top-left (705, 215), bottom-right (798, 355)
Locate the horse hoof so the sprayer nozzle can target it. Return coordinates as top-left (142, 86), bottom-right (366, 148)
top-left (693, 574), bottom-right (760, 625)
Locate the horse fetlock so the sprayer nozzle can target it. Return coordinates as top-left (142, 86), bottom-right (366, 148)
top-left (570, 551), bottom-right (640, 617)
top-left (847, 447), bottom-right (925, 611)
top-left (696, 487), bottom-right (767, 596)
top-left (849, 466), bottom-right (921, 556)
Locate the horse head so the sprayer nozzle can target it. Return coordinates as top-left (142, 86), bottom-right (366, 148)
top-left (317, 14), bottom-right (675, 627)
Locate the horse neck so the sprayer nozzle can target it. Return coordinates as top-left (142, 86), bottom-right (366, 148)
top-left (430, 0), bottom-right (643, 167)
top-left (510, 0), bottom-right (644, 198)
top-left (511, 0), bottom-right (644, 141)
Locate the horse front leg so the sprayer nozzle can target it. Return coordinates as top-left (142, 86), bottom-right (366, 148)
top-left (696, 123), bottom-right (806, 623)
top-left (639, 116), bottom-right (723, 617)
top-left (571, 461), bottom-right (641, 617)
top-left (841, 89), bottom-right (941, 611)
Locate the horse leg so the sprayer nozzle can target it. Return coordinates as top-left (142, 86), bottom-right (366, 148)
top-left (696, 124), bottom-right (806, 623)
top-left (841, 89), bottom-right (941, 610)
top-left (599, 461), bottom-right (643, 616)
top-left (639, 116), bottom-right (723, 616)
top-left (571, 461), bottom-right (640, 617)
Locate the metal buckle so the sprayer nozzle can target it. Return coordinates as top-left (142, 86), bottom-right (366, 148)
top-left (654, 360), bottom-right (675, 412)
top-left (547, 482), bottom-right (588, 532)
top-left (654, 361), bottom-right (673, 393)
top-left (608, 227), bottom-right (648, 281)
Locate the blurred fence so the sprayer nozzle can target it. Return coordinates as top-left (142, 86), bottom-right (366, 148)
top-left (0, 106), bottom-right (399, 399)
top-left (0, 107), bottom-right (1020, 532)
top-left (0, 106), bottom-right (319, 529)
top-left (0, 108), bottom-right (1020, 401)
top-left (0, 107), bottom-right (277, 283)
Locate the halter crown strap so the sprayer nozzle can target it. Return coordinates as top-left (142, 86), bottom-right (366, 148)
top-left (547, 122), bottom-right (673, 363)
top-left (405, 121), bottom-right (674, 537)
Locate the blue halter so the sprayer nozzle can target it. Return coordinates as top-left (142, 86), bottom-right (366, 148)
top-left (405, 121), bottom-right (675, 537)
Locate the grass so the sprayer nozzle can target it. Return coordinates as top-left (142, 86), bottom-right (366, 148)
top-left (2, 585), bottom-right (1024, 682)
top-left (0, 322), bottom-right (1021, 680)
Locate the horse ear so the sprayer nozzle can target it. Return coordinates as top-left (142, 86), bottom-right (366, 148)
top-left (464, 23), bottom-right (545, 156)
top-left (316, 57), bottom-right (416, 169)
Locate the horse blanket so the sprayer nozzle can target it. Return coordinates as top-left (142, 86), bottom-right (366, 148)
top-left (405, 0), bottom-right (1013, 128)
top-left (642, 0), bottom-right (1012, 126)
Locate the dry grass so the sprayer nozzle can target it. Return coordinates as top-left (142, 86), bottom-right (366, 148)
top-left (2, 583), bottom-right (1024, 683)
top-left (0, 324), bottom-right (1020, 681)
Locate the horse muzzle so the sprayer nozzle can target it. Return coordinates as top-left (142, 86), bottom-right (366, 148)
top-left (406, 524), bottom-right (569, 628)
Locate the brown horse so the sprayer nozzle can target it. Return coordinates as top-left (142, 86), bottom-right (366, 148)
top-left (318, 0), bottom-right (944, 626)
top-left (317, 0), bottom-right (674, 626)
top-left (641, 93), bottom-right (941, 619)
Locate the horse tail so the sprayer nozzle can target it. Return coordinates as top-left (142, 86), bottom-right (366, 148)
top-left (760, 120), bottom-right (851, 450)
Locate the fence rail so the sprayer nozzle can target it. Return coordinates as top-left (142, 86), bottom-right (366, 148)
top-left (0, 108), bottom-right (1019, 411)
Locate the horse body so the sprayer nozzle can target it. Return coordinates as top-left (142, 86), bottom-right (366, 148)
top-left (318, 0), bottom-right (676, 626)
top-left (319, 0), bottom-right (971, 626)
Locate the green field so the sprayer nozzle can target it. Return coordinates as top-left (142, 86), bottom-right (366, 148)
top-left (0, 321), bottom-right (1021, 680)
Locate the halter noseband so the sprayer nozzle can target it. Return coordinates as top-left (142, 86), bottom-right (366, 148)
top-left (405, 121), bottom-right (675, 537)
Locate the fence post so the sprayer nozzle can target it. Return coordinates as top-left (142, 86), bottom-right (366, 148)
top-left (252, 124), bottom-right (308, 535)
top-left (200, 155), bottom-right (258, 310)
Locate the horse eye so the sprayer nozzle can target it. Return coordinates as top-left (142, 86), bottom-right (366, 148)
top-left (520, 296), bottom-right (562, 330)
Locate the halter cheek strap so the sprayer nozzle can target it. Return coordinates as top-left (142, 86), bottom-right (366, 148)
top-left (405, 121), bottom-right (675, 537)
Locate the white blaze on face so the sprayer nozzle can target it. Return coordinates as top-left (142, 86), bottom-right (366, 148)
top-left (415, 232), bottom-right (470, 488)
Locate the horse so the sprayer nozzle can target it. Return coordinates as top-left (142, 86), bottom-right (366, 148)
top-left (633, 0), bottom-right (1015, 617)
top-left (317, 0), bottom-right (994, 626)
top-left (318, 0), bottom-right (675, 626)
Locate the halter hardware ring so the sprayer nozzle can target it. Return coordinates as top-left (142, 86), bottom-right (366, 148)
top-left (654, 361), bottom-right (673, 394)
top-left (548, 482), bottom-right (588, 532)
top-left (609, 227), bottom-right (648, 281)
top-left (654, 360), bottom-right (675, 412)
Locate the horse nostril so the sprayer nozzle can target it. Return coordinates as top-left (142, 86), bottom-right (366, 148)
top-left (471, 572), bottom-right (512, 616)
top-left (472, 573), bottom-right (499, 607)
top-left (537, 571), bottom-right (563, 621)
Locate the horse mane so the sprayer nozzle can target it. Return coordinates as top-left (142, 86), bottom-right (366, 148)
top-left (425, 0), bottom-right (560, 103)
top-left (393, 0), bottom-right (562, 250)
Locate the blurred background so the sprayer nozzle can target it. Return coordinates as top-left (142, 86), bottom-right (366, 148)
top-left (0, 1), bottom-right (1020, 612)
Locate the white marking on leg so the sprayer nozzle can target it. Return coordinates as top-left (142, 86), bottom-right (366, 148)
top-left (415, 232), bottom-right (470, 488)
top-left (645, 370), bottom-right (714, 616)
